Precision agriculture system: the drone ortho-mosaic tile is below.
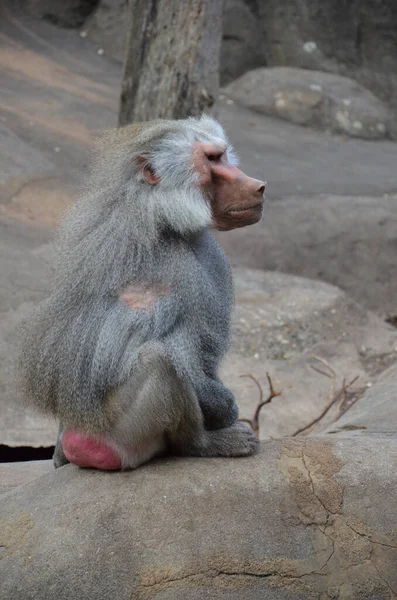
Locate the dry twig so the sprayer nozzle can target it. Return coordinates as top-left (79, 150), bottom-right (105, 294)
top-left (292, 355), bottom-right (359, 436)
top-left (239, 373), bottom-right (282, 436)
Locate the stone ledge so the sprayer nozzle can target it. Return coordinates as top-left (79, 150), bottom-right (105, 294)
top-left (1, 438), bottom-right (397, 599)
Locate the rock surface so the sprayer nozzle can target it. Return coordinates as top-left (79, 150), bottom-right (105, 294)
top-left (322, 364), bottom-right (397, 438)
top-left (2, 437), bottom-right (397, 599)
top-left (217, 190), bottom-right (397, 317)
top-left (0, 460), bottom-right (52, 494)
top-left (253, 0), bottom-right (397, 123)
top-left (222, 0), bottom-right (397, 125)
top-left (20, 0), bottom-right (397, 127)
top-left (0, 3), bottom-right (119, 447)
top-left (223, 269), bottom-right (397, 438)
top-left (225, 67), bottom-right (392, 139)
top-left (83, 0), bottom-right (128, 61)
top-left (22, 0), bottom-right (98, 28)
top-left (0, 219), bottom-right (57, 447)
top-left (3, 330), bottom-right (397, 598)
top-left (220, 0), bottom-right (266, 86)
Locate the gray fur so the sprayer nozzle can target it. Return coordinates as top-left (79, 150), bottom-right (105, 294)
top-left (106, 346), bottom-right (257, 468)
top-left (19, 115), bottom-right (258, 466)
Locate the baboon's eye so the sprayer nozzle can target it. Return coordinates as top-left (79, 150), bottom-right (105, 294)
top-left (207, 151), bottom-right (223, 163)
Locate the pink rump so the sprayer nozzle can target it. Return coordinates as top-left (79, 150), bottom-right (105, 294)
top-left (62, 430), bottom-right (122, 470)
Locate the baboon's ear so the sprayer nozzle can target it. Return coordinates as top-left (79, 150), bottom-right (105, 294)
top-left (135, 155), bottom-right (161, 185)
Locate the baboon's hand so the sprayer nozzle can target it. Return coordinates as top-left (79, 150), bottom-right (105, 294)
top-left (205, 422), bottom-right (259, 457)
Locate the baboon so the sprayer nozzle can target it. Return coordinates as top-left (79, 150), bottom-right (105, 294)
top-left (19, 115), bottom-right (266, 470)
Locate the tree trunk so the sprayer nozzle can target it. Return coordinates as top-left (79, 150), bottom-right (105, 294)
top-left (119, 0), bottom-right (223, 125)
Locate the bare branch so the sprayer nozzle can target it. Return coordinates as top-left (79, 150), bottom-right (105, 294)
top-left (311, 355), bottom-right (336, 377)
top-left (311, 365), bottom-right (333, 379)
top-left (293, 373), bottom-right (359, 437)
top-left (239, 373), bottom-right (283, 436)
top-left (337, 384), bottom-right (365, 418)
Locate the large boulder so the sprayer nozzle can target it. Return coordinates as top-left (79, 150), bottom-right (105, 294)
top-left (217, 191), bottom-right (397, 318)
top-left (225, 67), bottom-right (393, 139)
top-left (223, 268), bottom-right (397, 438)
top-left (255, 0), bottom-right (397, 122)
top-left (3, 314), bottom-right (397, 599)
top-left (220, 0), bottom-right (397, 124)
top-left (2, 436), bottom-right (397, 599)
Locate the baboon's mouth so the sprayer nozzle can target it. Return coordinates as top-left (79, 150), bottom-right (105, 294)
top-left (228, 203), bottom-right (263, 214)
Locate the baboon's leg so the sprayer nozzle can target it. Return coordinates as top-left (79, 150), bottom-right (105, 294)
top-left (61, 349), bottom-right (258, 470)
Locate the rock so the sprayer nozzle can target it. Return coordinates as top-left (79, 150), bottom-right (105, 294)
top-left (231, 269), bottom-right (394, 362)
top-left (3, 360), bottom-right (397, 597)
top-left (322, 364), bottom-right (397, 438)
top-left (219, 0), bottom-right (397, 127)
top-left (19, 0), bottom-right (397, 127)
top-left (81, 0), bottom-right (266, 77)
top-left (0, 218), bottom-right (57, 448)
top-left (1, 438), bottom-right (397, 599)
top-left (217, 192), bottom-right (397, 317)
top-left (224, 67), bottom-right (392, 139)
top-left (221, 268), bottom-right (397, 438)
top-left (83, 0), bottom-right (129, 62)
top-left (220, 0), bottom-right (266, 86)
top-left (255, 0), bottom-right (397, 127)
top-left (0, 5), bottom-right (118, 448)
top-left (0, 460), bottom-right (52, 494)
top-left (22, 0), bottom-right (98, 28)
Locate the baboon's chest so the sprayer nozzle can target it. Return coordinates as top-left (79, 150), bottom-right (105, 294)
top-left (191, 252), bottom-right (232, 340)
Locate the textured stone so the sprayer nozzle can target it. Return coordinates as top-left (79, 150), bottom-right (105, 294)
top-left (255, 0), bottom-right (397, 126)
top-left (218, 190), bottom-right (397, 317)
top-left (83, 0), bottom-right (129, 61)
top-left (225, 67), bottom-right (392, 139)
top-left (221, 0), bottom-right (266, 85)
top-left (322, 364), bottom-right (397, 438)
top-left (222, 268), bottom-right (397, 439)
top-left (2, 438), bottom-right (397, 599)
top-left (0, 460), bottom-right (52, 494)
top-left (22, 0), bottom-right (98, 28)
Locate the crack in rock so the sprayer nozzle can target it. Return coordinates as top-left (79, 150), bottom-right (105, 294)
top-left (276, 439), bottom-right (397, 598)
